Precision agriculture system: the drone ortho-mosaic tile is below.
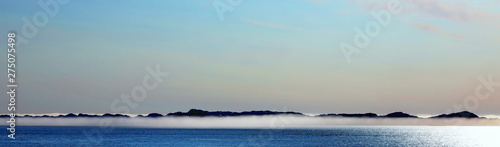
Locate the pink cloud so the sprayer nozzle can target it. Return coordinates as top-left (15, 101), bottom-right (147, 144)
top-left (352, 0), bottom-right (500, 37)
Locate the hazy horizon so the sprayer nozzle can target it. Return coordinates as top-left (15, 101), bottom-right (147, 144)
top-left (3, 116), bottom-right (500, 127)
top-left (5, 111), bottom-right (500, 119)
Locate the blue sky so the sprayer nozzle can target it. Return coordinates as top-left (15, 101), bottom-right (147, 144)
top-left (0, 0), bottom-right (499, 116)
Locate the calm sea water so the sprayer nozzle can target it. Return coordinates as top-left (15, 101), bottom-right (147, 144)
top-left (1, 126), bottom-right (499, 146)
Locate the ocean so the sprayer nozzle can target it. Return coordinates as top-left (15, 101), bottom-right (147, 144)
top-left (1, 126), bottom-right (499, 146)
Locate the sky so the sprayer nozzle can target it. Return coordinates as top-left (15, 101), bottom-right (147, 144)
top-left (0, 0), bottom-right (499, 116)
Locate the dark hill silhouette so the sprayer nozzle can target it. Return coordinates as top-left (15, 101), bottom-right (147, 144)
top-left (58, 113), bottom-right (77, 117)
top-left (383, 112), bottom-right (418, 118)
top-left (167, 109), bottom-right (303, 117)
top-left (147, 113), bottom-right (164, 117)
top-left (319, 113), bottom-right (378, 117)
top-left (102, 113), bottom-right (130, 117)
top-left (77, 113), bottom-right (99, 117)
top-left (431, 111), bottom-right (479, 119)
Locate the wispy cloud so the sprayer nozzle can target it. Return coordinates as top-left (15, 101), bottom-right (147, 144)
top-left (243, 19), bottom-right (304, 31)
top-left (355, 0), bottom-right (500, 24)
top-left (412, 22), bottom-right (466, 39)
top-left (352, 0), bottom-right (500, 38)
top-left (407, 0), bottom-right (500, 30)
top-left (407, 0), bottom-right (500, 23)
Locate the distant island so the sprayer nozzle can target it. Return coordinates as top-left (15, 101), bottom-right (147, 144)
top-left (430, 111), bottom-right (479, 118)
top-left (0, 109), bottom-right (488, 119)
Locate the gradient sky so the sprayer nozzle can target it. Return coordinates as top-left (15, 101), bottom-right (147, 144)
top-left (0, 0), bottom-right (499, 116)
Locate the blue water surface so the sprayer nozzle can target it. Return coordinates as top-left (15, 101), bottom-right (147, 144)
top-left (1, 126), bottom-right (499, 146)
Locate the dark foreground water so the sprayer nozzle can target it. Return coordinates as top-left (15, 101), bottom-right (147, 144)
top-left (1, 126), bottom-right (499, 146)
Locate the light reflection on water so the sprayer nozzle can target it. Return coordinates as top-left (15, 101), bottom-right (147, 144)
top-left (433, 126), bottom-right (499, 147)
top-left (0, 126), bottom-right (498, 146)
top-left (368, 126), bottom-right (500, 146)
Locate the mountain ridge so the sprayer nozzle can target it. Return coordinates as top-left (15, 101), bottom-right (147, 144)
top-left (0, 109), bottom-right (488, 119)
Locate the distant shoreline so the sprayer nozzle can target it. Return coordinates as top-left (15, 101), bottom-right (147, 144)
top-left (1, 109), bottom-right (494, 119)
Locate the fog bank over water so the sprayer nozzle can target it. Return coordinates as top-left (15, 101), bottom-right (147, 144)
top-left (4, 116), bottom-right (500, 128)
top-left (10, 113), bottom-right (500, 119)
